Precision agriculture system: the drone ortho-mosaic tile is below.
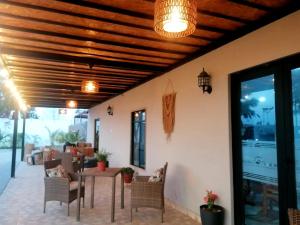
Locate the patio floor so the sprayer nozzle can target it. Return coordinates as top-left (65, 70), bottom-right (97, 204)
top-left (0, 162), bottom-right (200, 225)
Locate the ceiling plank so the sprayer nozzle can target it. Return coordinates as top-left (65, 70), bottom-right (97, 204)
top-left (1, 47), bottom-right (164, 72)
top-left (0, 35), bottom-right (177, 65)
top-left (1, 1), bottom-right (210, 46)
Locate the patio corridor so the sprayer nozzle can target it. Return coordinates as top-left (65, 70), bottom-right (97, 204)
top-left (0, 163), bottom-right (199, 225)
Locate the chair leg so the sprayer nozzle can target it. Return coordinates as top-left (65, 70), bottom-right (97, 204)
top-left (136, 208), bottom-right (138, 212)
top-left (67, 203), bottom-right (70, 216)
top-left (130, 208), bottom-right (132, 222)
top-left (43, 200), bottom-right (46, 213)
top-left (60, 201), bottom-right (62, 206)
top-left (82, 196), bottom-right (85, 208)
top-left (161, 209), bottom-right (164, 223)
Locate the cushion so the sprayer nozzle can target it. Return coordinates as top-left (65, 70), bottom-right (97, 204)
top-left (148, 168), bottom-right (163, 182)
top-left (46, 165), bottom-right (70, 181)
top-left (69, 181), bottom-right (85, 191)
top-left (78, 147), bottom-right (94, 157)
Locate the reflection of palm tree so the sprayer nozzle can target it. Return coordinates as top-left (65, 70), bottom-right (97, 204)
top-left (241, 98), bottom-right (259, 119)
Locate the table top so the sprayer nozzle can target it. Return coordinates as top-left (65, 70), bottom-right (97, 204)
top-left (80, 167), bottom-right (122, 177)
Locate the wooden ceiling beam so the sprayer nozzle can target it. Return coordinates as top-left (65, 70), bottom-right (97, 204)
top-left (13, 73), bottom-right (138, 85)
top-left (20, 90), bottom-right (110, 100)
top-left (15, 85), bottom-right (118, 95)
top-left (13, 77), bottom-right (129, 90)
top-left (198, 10), bottom-right (249, 24)
top-left (5, 55), bottom-right (153, 75)
top-left (0, 34), bottom-right (179, 62)
top-left (1, 47), bottom-right (163, 72)
top-left (1, 1), bottom-right (211, 45)
top-left (0, 16), bottom-right (199, 53)
top-left (22, 94), bottom-right (107, 102)
top-left (0, 41), bottom-right (171, 67)
top-left (228, 0), bottom-right (272, 11)
top-left (8, 65), bottom-right (149, 79)
top-left (12, 71), bottom-right (139, 83)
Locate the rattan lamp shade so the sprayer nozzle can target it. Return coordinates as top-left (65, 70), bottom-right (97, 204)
top-left (81, 80), bottom-right (99, 93)
top-left (154, 0), bottom-right (197, 38)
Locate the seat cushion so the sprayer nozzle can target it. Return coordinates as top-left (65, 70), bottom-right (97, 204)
top-left (69, 181), bottom-right (84, 191)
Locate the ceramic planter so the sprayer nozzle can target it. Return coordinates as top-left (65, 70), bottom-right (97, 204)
top-left (97, 161), bottom-right (106, 171)
top-left (200, 205), bottom-right (224, 225)
top-left (123, 173), bottom-right (133, 183)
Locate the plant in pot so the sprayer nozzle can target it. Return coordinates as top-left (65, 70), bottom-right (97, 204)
top-left (95, 149), bottom-right (111, 171)
top-left (121, 167), bottom-right (134, 183)
top-left (200, 190), bottom-right (224, 225)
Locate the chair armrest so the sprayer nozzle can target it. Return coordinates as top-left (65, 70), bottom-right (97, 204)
top-left (134, 176), bottom-right (150, 182)
top-left (44, 177), bottom-right (70, 195)
top-left (131, 180), bottom-right (163, 198)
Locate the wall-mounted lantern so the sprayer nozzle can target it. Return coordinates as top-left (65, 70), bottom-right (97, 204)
top-left (198, 68), bottom-right (212, 94)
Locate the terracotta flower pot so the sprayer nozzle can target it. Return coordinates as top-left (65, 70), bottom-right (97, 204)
top-left (200, 205), bottom-right (224, 225)
top-left (97, 161), bottom-right (106, 171)
top-left (123, 173), bottom-right (133, 183)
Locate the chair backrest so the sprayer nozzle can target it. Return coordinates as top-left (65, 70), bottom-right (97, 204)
top-left (288, 208), bottom-right (300, 225)
top-left (162, 162), bottom-right (168, 190)
top-left (44, 159), bottom-right (61, 177)
top-left (55, 152), bottom-right (75, 174)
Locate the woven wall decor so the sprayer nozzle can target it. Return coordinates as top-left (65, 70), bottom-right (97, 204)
top-left (162, 80), bottom-right (176, 138)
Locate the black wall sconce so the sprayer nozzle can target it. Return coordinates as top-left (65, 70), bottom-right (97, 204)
top-left (198, 68), bottom-right (212, 94)
top-left (107, 105), bottom-right (113, 116)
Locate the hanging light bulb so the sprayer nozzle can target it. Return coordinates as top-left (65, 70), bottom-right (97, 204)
top-left (66, 100), bottom-right (78, 108)
top-left (81, 80), bottom-right (99, 93)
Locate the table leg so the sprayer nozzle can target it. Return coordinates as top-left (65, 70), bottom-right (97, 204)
top-left (121, 173), bottom-right (124, 209)
top-left (111, 176), bottom-right (116, 222)
top-left (91, 176), bottom-right (95, 208)
top-left (76, 175), bottom-right (82, 221)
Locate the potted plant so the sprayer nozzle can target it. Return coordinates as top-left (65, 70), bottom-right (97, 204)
top-left (200, 190), bottom-right (224, 225)
top-left (95, 149), bottom-right (111, 171)
top-left (121, 167), bottom-right (134, 183)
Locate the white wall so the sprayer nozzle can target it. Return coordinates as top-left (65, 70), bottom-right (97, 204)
top-left (87, 11), bottom-right (300, 225)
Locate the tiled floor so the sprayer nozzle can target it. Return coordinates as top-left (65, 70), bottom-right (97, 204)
top-left (0, 163), bottom-right (200, 225)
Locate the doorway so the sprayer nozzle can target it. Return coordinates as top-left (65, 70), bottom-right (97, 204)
top-left (231, 53), bottom-right (300, 225)
top-left (94, 118), bottom-right (100, 152)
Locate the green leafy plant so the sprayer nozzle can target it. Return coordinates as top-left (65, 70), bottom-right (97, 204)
top-left (95, 149), bottom-right (111, 163)
top-left (64, 130), bottom-right (83, 144)
top-left (121, 167), bottom-right (134, 175)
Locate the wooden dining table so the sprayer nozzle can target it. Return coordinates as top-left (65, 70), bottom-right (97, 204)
top-left (76, 167), bottom-right (124, 222)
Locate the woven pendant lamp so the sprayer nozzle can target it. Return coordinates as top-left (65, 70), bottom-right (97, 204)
top-left (154, 0), bottom-right (197, 38)
top-left (81, 80), bottom-right (99, 94)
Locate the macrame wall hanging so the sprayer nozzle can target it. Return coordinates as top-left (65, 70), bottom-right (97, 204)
top-left (162, 79), bottom-right (176, 139)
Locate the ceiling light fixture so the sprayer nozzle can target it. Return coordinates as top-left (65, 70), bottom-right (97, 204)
top-left (66, 100), bottom-right (78, 108)
top-left (154, 0), bottom-right (197, 38)
top-left (81, 80), bottom-right (99, 94)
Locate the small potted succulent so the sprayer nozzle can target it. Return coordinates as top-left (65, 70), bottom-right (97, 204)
top-left (95, 149), bottom-right (111, 171)
top-left (200, 190), bottom-right (224, 225)
top-left (121, 167), bottom-right (135, 183)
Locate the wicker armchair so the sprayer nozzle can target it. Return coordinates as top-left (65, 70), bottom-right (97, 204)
top-left (288, 208), bottom-right (300, 225)
top-left (43, 158), bottom-right (85, 216)
top-left (131, 162), bottom-right (168, 223)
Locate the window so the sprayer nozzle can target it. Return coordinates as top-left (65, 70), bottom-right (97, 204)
top-left (131, 110), bottom-right (146, 168)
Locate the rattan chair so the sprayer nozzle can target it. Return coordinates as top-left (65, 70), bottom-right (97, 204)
top-left (43, 158), bottom-right (85, 216)
top-left (288, 208), bottom-right (300, 225)
top-left (131, 162), bottom-right (168, 223)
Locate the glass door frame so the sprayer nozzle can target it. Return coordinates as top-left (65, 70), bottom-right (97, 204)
top-left (94, 118), bottom-right (100, 152)
top-left (230, 53), bottom-right (300, 225)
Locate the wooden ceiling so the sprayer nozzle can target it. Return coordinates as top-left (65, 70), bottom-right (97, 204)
top-left (0, 0), bottom-right (299, 109)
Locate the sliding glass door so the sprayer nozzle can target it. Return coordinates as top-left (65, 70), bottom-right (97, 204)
top-left (292, 67), bottom-right (300, 207)
top-left (231, 53), bottom-right (300, 225)
top-left (241, 75), bottom-right (279, 225)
